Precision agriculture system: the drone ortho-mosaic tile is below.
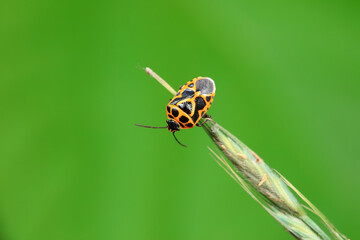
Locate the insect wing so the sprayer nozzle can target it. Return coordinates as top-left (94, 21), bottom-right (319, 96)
top-left (195, 77), bottom-right (216, 95)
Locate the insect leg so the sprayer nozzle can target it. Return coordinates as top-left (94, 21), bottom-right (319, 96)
top-left (196, 118), bottom-right (211, 127)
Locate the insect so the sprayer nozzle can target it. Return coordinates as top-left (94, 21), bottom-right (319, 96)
top-left (136, 77), bottom-right (216, 147)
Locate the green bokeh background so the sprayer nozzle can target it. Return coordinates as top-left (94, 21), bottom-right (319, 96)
top-left (1, 0), bottom-right (359, 239)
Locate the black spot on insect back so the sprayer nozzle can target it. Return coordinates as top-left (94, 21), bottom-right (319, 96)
top-left (192, 111), bottom-right (199, 123)
top-left (178, 101), bottom-right (192, 115)
top-left (206, 96), bottom-right (211, 102)
top-left (168, 114), bottom-right (174, 119)
top-left (195, 97), bottom-right (206, 110)
top-left (188, 83), bottom-right (194, 88)
top-left (167, 105), bottom-right (171, 113)
top-left (172, 108), bottom-right (179, 117)
top-left (186, 123), bottom-right (193, 128)
top-left (182, 89), bottom-right (195, 98)
top-left (170, 89), bottom-right (195, 105)
top-left (179, 115), bottom-right (189, 123)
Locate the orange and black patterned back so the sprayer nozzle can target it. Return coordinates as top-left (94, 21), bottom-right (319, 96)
top-left (166, 77), bottom-right (215, 129)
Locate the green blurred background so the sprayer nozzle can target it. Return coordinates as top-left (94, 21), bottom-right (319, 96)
top-left (1, 0), bottom-right (359, 239)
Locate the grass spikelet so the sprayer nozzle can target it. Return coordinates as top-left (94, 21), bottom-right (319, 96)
top-left (144, 67), bottom-right (348, 240)
top-left (201, 119), bottom-right (348, 240)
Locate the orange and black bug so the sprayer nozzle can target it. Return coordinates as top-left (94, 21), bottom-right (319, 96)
top-left (136, 77), bottom-right (216, 147)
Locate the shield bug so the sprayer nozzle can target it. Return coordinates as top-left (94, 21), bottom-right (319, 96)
top-left (136, 77), bottom-right (216, 147)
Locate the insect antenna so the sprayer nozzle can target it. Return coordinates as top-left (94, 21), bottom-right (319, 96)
top-left (135, 124), bottom-right (167, 129)
top-left (135, 124), bottom-right (187, 147)
top-left (172, 132), bottom-right (187, 147)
